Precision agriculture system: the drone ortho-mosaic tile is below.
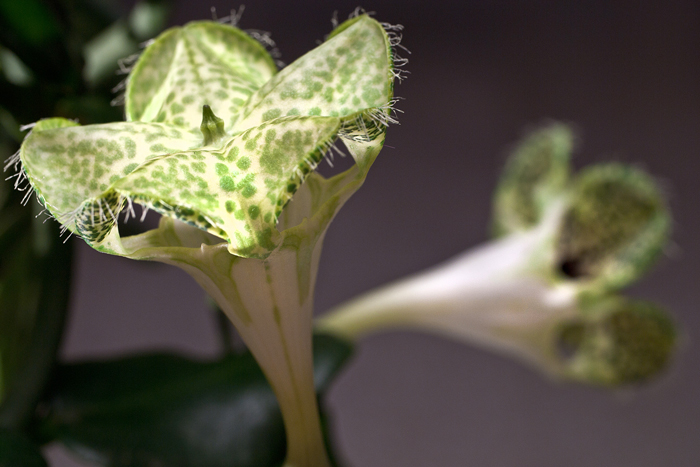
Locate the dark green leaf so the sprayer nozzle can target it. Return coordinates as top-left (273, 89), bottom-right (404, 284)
top-left (58, 0), bottom-right (122, 46)
top-left (0, 0), bottom-right (78, 85)
top-left (0, 187), bottom-right (73, 429)
top-left (39, 333), bottom-right (353, 467)
top-left (0, 0), bottom-right (61, 47)
top-left (0, 428), bottom-right (47, 467)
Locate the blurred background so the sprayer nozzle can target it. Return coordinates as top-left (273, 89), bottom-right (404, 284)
top-left (37, 1), bottom-right (699, 466)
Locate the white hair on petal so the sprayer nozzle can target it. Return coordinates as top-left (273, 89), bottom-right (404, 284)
top-left (140, 204), bottom-right (150, 222)
top-left (245, 29), bottom-right (283, 66)
top-left (124, 196), bottom-right (136, 222)
top-left (348, 7), bottom-right (375, 20)
top-left (331, 10), bottom-right (339, 29)
top-left (3, 148), bottom-right (20, 174)
top-left (381, 22), bottom-right (410, 83)
top-left (117, 53), bottom-right (140, 76)
top-left (110, 38), bottom-right (153, 107)
top-left (20, 185), bottom-right (35, 206)
top-left (213, 5), bottom-right (284, 68)
top-left (215, 5), bottom-right (245, 27)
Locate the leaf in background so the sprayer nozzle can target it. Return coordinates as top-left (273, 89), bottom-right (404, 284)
top-left (0, 0), bottom-right (77, 85)
top-left (128, 0), bottom-right (171, 41)
top-left (0, 48), bottom-right (34, 86)
top-left (59, 0), bottom-right (122, 45)
top-left (0, 0), bottom-right (169, 438)
top-left (82, 20), bottom-right (139, 86)
top-left (82, 0), bottom-right (173, 87)
top-left (0, 200), bottom-right (73, 429)
top-left (39, 334), bottom-right (352, 467)
top-left (0, 428), bottom-right (47, 467)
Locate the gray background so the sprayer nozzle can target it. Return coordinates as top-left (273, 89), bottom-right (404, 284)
top-left (48, 1), bottom-right (700, 466)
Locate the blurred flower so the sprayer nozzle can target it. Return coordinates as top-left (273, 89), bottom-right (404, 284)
top-left (318, 124), bottom-right (676, 386)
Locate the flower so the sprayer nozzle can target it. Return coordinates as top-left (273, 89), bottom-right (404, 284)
top-left (11, 13), bottom-right (402, 466)
top-left (318, 124), bottom-right (677, 386)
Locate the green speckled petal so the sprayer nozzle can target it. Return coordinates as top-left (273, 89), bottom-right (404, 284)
top-left (125, 21), bottom-right (277, 131)
top-left (493, 123), bottom-right (573, 236)
top-left (114, 116), bottom-right (341, 258)
top-left (556, 164), bottom-right (670, 290)
top-left (18, 15), bottom-right (396, 261)
top-left (20, 119), bottom-right (201, 235)
top-left (234, 15), bottom-right (393, 133)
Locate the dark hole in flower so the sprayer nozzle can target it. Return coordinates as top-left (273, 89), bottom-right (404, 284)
top-left (559, 257), bottom-right (585, 279)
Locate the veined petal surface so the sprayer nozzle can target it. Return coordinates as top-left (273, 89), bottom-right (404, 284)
top-left (20, 118), bottom-right (201, 234)
top-left (114, 116), bottom-right (341, 257)
top-left (18, 15), bottom-right (397, 259)
top-left (235, 16), bottom-right (393, 132)
top-left (125, 21), bottom-right (278, 131)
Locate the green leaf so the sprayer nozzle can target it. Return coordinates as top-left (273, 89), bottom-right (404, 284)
top-left (492, 123), bottom-right (573, 236)
top-left (0, 202), bottom-right (73, 429)
top-left (125, 21), bottom-right (277, 131)
top-left (0, 428), bottom-right (47, 467)
top-left (0, 0), bottom-right (61, 47)
top-left (54, 0), bottom-right (121, 46)
top-left (556, 163), bottom-right (670, 290)
top-left (0, 0), bottom-right (76, 84)
top-left (39, 334), bottom-right (352, 467)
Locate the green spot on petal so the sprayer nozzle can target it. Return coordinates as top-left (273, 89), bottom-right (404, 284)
top-left (236, 157), bottom-right (251, 171)
top-left (225, 200), bottom-right (235, 213)
top-left (215, 163), bottom-right (229, 176)
top-left (262, 108), bottom-right (282, 121)
top-left (124, 163), bottom-right (139, 175)
top-left (219, 175), bottom-right (236, 192)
